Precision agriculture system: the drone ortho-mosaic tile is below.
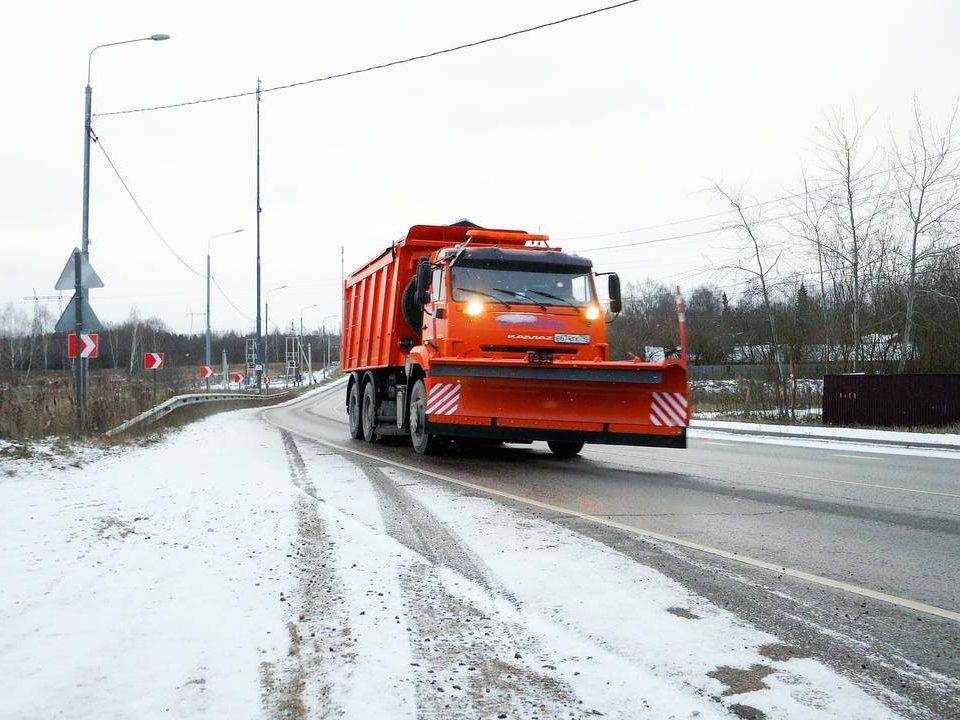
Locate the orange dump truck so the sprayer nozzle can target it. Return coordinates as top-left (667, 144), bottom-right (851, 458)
top-left (341, 221), bottom-right (689, 455)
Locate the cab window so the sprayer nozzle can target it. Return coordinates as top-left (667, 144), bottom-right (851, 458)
top-left (431, 267), bottom-right (446, 302)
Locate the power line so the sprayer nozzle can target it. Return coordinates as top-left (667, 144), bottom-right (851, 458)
top-left (211, 276), bottom-right (254, 321)
top-left (95, 136), bottom-right (205, 278)
top-left (94, 0), bottom-right (642, 118)
top-left (573, 172), bottom-right (960, 254)
top-left (95, 136), bottom-right (253, 321)
top-left (558, 147), bottom-right (960, 245)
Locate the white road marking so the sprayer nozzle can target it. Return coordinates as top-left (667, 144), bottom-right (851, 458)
top-left (831, 453), bottom-right (881, 460)
top-left (263, 406), bottom-right (960, 625)
top-left (703, 441), bottom-right (734, 446)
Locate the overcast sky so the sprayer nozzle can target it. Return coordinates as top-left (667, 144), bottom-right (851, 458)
top-left (2, 0), bottom-right (958, 335)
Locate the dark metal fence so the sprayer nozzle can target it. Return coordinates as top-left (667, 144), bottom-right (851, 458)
top-left (823, 374), bottom-right (960, 428)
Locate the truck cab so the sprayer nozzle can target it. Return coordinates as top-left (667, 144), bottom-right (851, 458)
top-left (420, 245), bottom-right (611, 364)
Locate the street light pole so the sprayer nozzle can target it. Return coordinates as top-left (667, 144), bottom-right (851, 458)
top-left (265, 284), bottom-right (288, 371)
top-left (320, 314), bottom-right (337, 381)
top-left (300, 304), bottom-right (318, 384)
top-left (206, 229), bottom-right (244, 390)
top-left (81, 33), bottom-right (168, 414)
top-left (255, 79), bottom-right (263, 393)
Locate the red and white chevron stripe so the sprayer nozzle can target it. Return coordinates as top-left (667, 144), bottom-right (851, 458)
top-left (650, 391), bottom-right (689, 427)
top-left (426, 382), bottom-right (461, 416)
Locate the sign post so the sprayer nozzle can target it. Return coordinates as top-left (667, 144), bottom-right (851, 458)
top-left (55, 248), bottom-right (103, 429)
top-left (144, 353), bottom-right (164, 399)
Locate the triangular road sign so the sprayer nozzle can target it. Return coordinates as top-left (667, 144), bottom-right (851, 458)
top-left (55, 295), bottom-right (102, 333)
top-left (55, 248), bottom-right (104, 291)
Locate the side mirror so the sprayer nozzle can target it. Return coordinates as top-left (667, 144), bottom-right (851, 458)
top-left (415, 259), bottom-right (432, 306)
top-left (608, 273), bottom-right (622, 314)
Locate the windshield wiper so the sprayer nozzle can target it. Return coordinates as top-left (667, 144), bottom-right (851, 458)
top-left (527, 289), bottom-right (575, 307)
top-left (492, 287), bottom-right (548, 311)
top-left (455, 287), bottom-right (511, 308)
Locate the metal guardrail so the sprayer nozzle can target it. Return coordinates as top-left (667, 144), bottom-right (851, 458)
top-left (105, 391), bottom-right (289, 437)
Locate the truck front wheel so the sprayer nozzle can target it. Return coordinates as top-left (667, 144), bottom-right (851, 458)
top-left (348, 379), bottom-right (362, 439)
top-left (548, 441), bottom-right (583, 457)
top-left (409, 379), bottom-right (439, 455)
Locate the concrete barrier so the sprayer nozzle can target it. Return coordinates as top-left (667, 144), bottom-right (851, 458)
top-left (105, 391), bottom-right (289, 437)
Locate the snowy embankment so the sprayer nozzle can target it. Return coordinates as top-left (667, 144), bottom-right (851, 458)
top-left (691, 419), bottom-right (960, 452)
top-left (0, 407), bottom-right (903, 719)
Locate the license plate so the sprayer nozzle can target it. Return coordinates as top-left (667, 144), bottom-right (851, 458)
top-left (554, 333), bottom-right (590, 344)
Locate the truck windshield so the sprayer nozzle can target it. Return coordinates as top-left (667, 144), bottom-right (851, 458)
top-left (451, 264), bottom-right (595, 308)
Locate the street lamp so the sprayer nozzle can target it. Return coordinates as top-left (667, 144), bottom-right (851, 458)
top-left (298, 304), bottom-right (320, 385)
top-left (265, 285), bottom-right (288, 369)
top-left (206, 229), bottom-right (244, 390)
top-left (300, 304), bottom-right (319, 340)
top-left (84, 34), bottom-right (170, 257)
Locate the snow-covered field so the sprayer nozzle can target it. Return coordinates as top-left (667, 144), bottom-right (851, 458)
top-left (0, 406), bottom-right (904, 719)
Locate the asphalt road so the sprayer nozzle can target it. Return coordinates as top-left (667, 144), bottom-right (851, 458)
top-left (265, 382), bottom-right (960, 718)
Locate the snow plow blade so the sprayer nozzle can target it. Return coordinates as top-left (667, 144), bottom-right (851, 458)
top-left (423, 359), bottom-right (688, 448)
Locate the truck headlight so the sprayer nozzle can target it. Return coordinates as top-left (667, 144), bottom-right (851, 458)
top-left (585, 306), bottom-right (600, 320)
top-left (466, 301), bottom-right (483, 316)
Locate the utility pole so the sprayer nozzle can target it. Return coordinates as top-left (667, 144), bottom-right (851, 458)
top-left (255, 78), bottom-right (263, 393)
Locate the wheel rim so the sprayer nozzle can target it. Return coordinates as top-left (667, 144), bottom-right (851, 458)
top-left (411, 396), bottom-right (424, 439)
top-left (348, 386), bottom-right (360, 432)
top-left (363, 391), bottom-right (374, 432)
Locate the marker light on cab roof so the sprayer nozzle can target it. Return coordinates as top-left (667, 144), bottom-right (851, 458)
top-left (466, 301), bottom-right (483, 316)
top-left (585, 306), bottom-right (601, 321)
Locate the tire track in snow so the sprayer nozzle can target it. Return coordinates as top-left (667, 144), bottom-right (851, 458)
top-left (357, 464), bottom-right (588, 719)
top-left (264, 432), bottom-right (351, 719)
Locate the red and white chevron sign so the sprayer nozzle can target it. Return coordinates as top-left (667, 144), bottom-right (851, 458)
top-left (650, 391), bottom-right (689, 427)
top-left (144, 352), bottom-right (164, 370)
top-left (426, 382), bottom-right (460, 416)
top-left (199, 365), bottom-right (214, 379)
top-left (67, 333), bottom-right (98, 359)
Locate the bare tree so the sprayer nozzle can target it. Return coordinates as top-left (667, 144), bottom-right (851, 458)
top-left (790, 167), bottom-right (835, 361)
top-left (891, 101), bottom-right (960, 371)
top-left (711, 182), bottom-right (789, 418)
top-left (814, 106), bottom-right (891, 370)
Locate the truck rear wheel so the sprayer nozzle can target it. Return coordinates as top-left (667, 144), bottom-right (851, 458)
top-left (361, 379), bottom-right (378, 442)
top-left (409, 379), bottom-right (439, 455)
top-left (548, 441), bottom-right (583, 457)
top-left (348, 379), bottom-right (362, 439)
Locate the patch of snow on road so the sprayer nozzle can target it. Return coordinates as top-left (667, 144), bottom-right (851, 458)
top-left (384, 466), bottom-right (904, 720)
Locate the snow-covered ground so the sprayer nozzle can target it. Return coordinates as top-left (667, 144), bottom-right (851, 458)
top-left (0, 406), bottom-right (905, 719)
top-left (691, 419), bottom-right (960, 455)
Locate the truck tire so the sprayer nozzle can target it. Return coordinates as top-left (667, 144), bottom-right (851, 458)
top-left (401, 279), bottom-right (422, 333)
top-left (547, 441), bottom-right (583, 457)
top-left (361, 379), bottom-right (378, 442)
top-left (348, 378), bottom-right (363, 439)
top-left (409, 379), bottom-right (439, 455)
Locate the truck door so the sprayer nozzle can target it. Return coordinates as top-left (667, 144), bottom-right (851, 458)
top-left (423, 264), bottom-right (448, 347)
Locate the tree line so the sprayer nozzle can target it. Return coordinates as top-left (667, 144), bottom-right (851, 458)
top-left (0, 305), bottom-right (341, 382)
